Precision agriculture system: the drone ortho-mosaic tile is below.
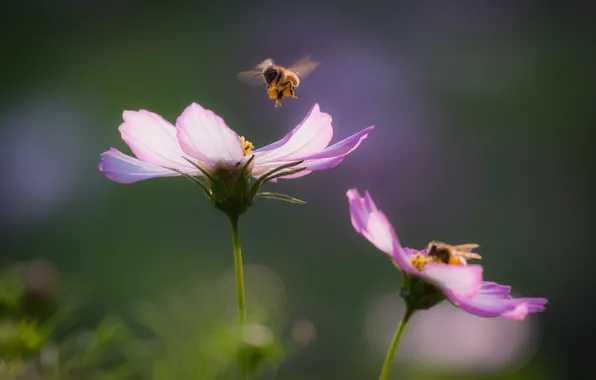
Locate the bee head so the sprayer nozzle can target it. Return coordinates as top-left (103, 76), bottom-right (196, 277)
top-left (426, 241), bottom-right (439, 255)
top-left (263, 67), bottom-right (279, 84)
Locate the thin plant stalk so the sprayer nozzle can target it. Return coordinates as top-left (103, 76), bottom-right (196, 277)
top-left (228, 215), bottom-right (248, 379)
top-left (378, 307), bottom-right (415, 380)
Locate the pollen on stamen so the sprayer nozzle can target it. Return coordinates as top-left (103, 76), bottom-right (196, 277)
top-left (410, 252), bottom-right (469, 270)
top-left (410, 252), bottom-right (433, 271)
top-left (240, 136), bottom-right (254, 155)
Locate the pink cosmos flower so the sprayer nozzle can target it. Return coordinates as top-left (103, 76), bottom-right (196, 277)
top-left (99, 103), bottom-right (373, 185)
top-left (346, 189), bottom-right (547, 320)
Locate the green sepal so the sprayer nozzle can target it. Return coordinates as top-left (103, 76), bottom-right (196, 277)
top-left (231, 155), bottom-right (255, 203)
top-left (168, 156), bottom-right (307, 219)
top-left (182, 157), bottom-right (216, 183)
top-left (259, 167), bottom-right (306, 184)
top-left (211, 178), bottom-right (232, 202)
top-left (255, 192), bottom-right (306, 205)
top-left (169, 168), bottom-right (213, 201)
top-left (241, 154), bottom-right (255, 176)
top-left (251, 160), bottom-right (304, 192)
top-left (397, 266), bottom-right (446, 312)
top-left (249, 161), bottom-right (306, 200)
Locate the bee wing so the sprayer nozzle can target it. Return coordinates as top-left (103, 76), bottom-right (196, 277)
top-left (453, 244), bottom-right (479, 252)
top-left (455, 251), bottom-right (482, 260)
top-left (236, 70), bottom-right (265, 87)
top-left (255, 58), bottom-right (274, 69)
top-left (288, 55), bottom-right (320, 78)
top-left (452, 243), bottom-right (481, 260)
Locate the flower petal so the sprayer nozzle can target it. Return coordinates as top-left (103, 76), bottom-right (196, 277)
top-left (254, 126), bottom-right (373, 174)
top-left (456, 282), bottom-right (548, 320)
top-left (254, 103), bottom-right (333, 160)
top-left (403, 247), bottom-right (421, 257)
top-left (99, 148), bottom-right (193, 184)
top-left (347, 189), bottom-right (375, 233)
top-left (119, 110), bottom-right (195, 168)
top-left (500, 303), bottom-right (530, 321)
top-left (290, 125), bottom-right (374, 161)
top-left (502, 298), bottom-right (547, 319)
top-left (422, 264), bottom-right (483, 301)
top-left (346, 189), bottom-right (417, 274)
top-left (176, 102), bottom-right (243, 163)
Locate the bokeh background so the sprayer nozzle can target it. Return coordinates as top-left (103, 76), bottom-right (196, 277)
top-left (1, 0), bottom-right (594, 379)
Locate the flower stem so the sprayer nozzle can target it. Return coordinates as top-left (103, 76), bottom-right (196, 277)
top-left (378, 306), bottom-right (415, 380)
top-left (228, 215), bottom-right (247, 379)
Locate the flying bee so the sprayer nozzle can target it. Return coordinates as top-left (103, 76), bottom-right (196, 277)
top-left (237, 56), bottom-right (320, 107)
top-left (425, 241), bottom-right (482, 266)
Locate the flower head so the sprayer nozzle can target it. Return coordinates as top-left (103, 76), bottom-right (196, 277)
top-left (347, 189), bottom-right (547, 320)
top-left (100, 103), bottom-right (372, 184)
top-left (99, 103), bottom-right (373, 216)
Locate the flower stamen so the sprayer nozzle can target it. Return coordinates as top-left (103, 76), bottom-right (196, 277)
top-left (410, 251), bottom-right (470, 271)
top-left (240, 136), bottom-right (254, 155)
top-left (411, 252), bottom-right (433, 271)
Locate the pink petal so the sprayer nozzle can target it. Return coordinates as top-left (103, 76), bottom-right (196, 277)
top-left (362, 212), bottom-right (399, 255)
top-left (502, 297), bottom-right (548, 319)
top-left (175, 102), bottom-right (244, 164)
top-left (347, 189), bottom-right (377, 234)
top-left (346, 189), bottom-right (418, 274)
top-left (454, 282), bottom-right (515, 317)
top-left (99, 148), bottom-right (193, 184)
top-left (523, 297), bottom-right (549, 313)
top-left (422, 264), bottom-right (483, 302)
top-left (289, 125), bottom-right (374, 162)
top-left (456, 282), bottom-right (548, 320)
top-left (501, 303), bottom-right (530, 320)
top-left (403, 247), bottom-right (421, 257)
top-left (254, 104), bottom-right (333, 162)
top-left (119, 110), bottom-right (195, 168)
top-left (254, 125), bottom-right (374, 176)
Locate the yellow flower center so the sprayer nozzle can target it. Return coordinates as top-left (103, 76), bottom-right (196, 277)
top-left (410, 252), bottom-right (468, 271)
top-left (411, 252), bottom-right (433, 271)
top-left (240, 136), bottom-right (254, 155)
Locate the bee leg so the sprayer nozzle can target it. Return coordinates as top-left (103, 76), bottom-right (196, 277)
top-left (275, 89), bottom-right (284, 107)
top-left (289, 84), bottom-right (298, 99)
top-left (281, 85), bottom-right (297, 99)
top-left (267, 86), bottom-right (279, 100)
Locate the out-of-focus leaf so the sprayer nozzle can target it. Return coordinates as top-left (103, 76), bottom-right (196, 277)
top-left (0, 274), bottom-right (24, 308)
top-left (95, 315), bottom-right (124, 346)
top-left (0, 318), bottom-right (43, 358)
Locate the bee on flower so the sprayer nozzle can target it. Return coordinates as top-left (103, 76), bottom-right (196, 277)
top-left (347, 188), bottom-right (547, 319)
top-left (346, 189), bottom-right (547, 380)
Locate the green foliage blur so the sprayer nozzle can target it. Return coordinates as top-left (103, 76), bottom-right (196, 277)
top-left (0, 262), bottom-right (312, 380)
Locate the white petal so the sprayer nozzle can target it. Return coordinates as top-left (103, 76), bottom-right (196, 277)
top-left (422, 264), bottom-right (483, 301)
top-left (254, 104), bottom-right (333, 164)
top-left (176, 103), bottom-right (244, 164)
top-left (99, 148), bottom-right (195, 184)
top-left (119, 110), bottom-right (195, 168)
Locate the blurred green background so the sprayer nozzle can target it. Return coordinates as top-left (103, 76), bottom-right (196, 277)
top-left (1, 1), bottom-right (594, 379)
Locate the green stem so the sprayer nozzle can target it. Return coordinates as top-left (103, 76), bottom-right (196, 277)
top-left (378, 306), bottom-right (415, 380)
top-left (228, 215), bottom-right (248, 379)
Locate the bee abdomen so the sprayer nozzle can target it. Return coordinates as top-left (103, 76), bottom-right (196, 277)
top-left (287, 74), bottom-right (299, 86)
